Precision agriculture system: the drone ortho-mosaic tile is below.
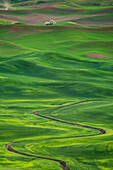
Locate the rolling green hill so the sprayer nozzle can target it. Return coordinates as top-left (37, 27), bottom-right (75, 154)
top-left (0, 24), bottom-right (113, 170)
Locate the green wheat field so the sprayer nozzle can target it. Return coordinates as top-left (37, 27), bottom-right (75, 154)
top-left (0, 0), bottom-right (113, 170)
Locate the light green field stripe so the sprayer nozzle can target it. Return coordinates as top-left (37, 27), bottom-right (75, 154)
top-left (0, 39), bottom-right (37, 52)
top-left (0, 168), bottom-right (23, 170)
top-left (0, 98), bottom-right (67, 102)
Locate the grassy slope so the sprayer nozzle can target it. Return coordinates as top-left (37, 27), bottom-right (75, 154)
top-left (0, 40), bottom-right (33, 57)
top-left (0, 25), bottom-right (113, 170)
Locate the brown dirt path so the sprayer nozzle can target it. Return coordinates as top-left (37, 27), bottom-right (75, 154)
top-left (5, 101), bottom-right (106, 170)
top-left (20, 2), bottom-right (62, 8)
top-left (6, 143), bottom-right (68, 170)
top-left (34, 112), bottom-right (105, 134)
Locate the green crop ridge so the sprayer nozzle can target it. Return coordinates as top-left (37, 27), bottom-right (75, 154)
top-left (0, 40), bottom-right (36, 58)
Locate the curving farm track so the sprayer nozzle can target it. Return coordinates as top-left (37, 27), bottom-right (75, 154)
top-left (6, 101), bottom-right (106, 170)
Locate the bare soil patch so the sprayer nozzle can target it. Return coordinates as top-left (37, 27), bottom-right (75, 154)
top-left (27, 2), bottom-right (62, 8)
top-left (74, 13), bottom-right (113, 27)
top-left (15, 6), bottom-right (88, 13)
top-left (0, 14), bottom-right (20, 22)
top-left (86, 53), bottom-right (111, 59)
top-left (0, 10), bottom-right (110, 26)
top-left (25, 14), bottom-right (93, 25)
top-left (0, 13), bottom-right (92, 25)
top-left (36, 6), bottom-right (88, 12)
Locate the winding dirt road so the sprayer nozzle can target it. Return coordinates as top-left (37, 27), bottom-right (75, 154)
top-left (5, 101), bottom-right (106, 170)
top-left (34, 112), bottom-right (106, 135)
top-left (5, 142), bottom-right (68, 170)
